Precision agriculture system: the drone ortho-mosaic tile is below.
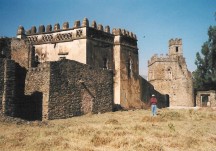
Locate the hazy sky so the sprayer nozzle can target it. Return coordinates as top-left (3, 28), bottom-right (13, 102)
top-left (0, 0), bottom-right (215, 76)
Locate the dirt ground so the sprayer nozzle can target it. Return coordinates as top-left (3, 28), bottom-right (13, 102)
top-left (0, 108), bottom-right (216, 151)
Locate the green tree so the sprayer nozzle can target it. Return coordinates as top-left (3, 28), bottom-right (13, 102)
top-left (193, 25), bottom-right (216, 90)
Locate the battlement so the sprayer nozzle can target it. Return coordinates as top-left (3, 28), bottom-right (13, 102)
top-left (169, 38), bottom-right (182, 46)
top-left (112, 28), bottom-right (137, 40)
top-left (17, 17), bottom-right (137, 42)
top-left (148, 53), bottom-right (178, 66)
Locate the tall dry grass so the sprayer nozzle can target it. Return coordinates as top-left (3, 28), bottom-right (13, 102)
top-left (0, 108), bottom-right (216, 151)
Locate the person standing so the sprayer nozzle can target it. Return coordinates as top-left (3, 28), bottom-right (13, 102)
top-left (150, 94), bottom-right (157, 116)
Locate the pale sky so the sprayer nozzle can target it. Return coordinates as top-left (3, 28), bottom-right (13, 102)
top-left (0, 0), bottom-right (215, 76)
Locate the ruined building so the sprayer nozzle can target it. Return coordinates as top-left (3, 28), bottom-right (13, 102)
top-left (148, 38), bottom-right (194, 107)
top-left (0, 18), bottom-right (168, 120)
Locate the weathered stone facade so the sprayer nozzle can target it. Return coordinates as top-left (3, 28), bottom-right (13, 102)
top-left (25, 60), bottom-right (113, 120)
top-left (196, 90), bottom-right (216, 107)
top-left (0, 18), bottom-right (169, 120)
top-left (148, 39), bottom-right (194, 107)
top-left (18, 18), bottom-right (153, 109)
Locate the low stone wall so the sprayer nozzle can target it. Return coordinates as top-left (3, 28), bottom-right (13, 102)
top-left (48, 60), bottom-right (113, 120)
top-left (139, 76), bottom-right (168, 109)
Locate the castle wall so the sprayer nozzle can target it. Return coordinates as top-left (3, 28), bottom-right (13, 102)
top-left (196, 91), bottom-right (216, 107)
top-left (25, 63), bottom-right (50, 120)
top-left (149, 58), bottom-right (193, 107)
top-left (11, 39), bottom-right (35, 69)
top-left (139, 76), bottom-right (168, 108)
top-left (119, 45), bottom-right (142, 108)
top-left (27, 28), bottom-right (87, 64)
top-left (113, 29), bottom-right (143, 109)
top-left (148, 39), bottom-right (194, 107)
top-left (0, 38), bottom-right (11, 58)
top-left (86, 27), bottom-right (114, 69)
top-left (1, 59), bottom-right (16, 116)
top-left (0, 59), bottom-right (4, 110)
top-left (48, 60), bottom-right (113, 120)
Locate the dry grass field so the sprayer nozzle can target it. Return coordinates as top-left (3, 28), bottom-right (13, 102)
top-left (0, 108), bottom-right (216, 151)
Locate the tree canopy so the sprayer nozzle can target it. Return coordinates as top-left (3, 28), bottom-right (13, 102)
top-left (193, 25), bottom-right (216, 91)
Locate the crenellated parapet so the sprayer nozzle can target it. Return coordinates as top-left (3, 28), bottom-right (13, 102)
top-left (112, 28), bottom-right (137, 48)
top-left (169, 38), bottom-right (182, 46)
top-left (148, 53), bottom-right (178, 66)
top-left (17, 17), bottom-right (137, 46)
top-left (112, 28), bottom-right (137, 40)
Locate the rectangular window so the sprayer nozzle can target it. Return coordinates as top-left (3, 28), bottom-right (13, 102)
top-left (176, 47), bottom-right (178, 52)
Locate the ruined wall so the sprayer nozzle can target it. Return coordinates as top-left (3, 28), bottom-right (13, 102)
top-left (0, 38), bottom-right (34, 69)
top-left (48, 60), bottom-right (113, 120)
top-left (1, 59), bottom-right (16, 116)
top-left (11, 38), bottom-right (35, 69)
top-left (0, 59), bottom-right (4, 110)
top-left (148, 56), bottom-right (193, 107)
top-left (25, 63), bottom-right (50, 120)
top-left (139, 76), bottom-right (168, 108)
top-left (0, 38), bottom-right (11, 58)
top-left (148, 39), bottom-right (194, 107)
top-left (196, 90), bottom-right (216, 107)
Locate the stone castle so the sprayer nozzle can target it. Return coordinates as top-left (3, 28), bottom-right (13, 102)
top-left (148, 38), bottom-right (194, 107)
top-left (0, 18), bottom-right (193, 120)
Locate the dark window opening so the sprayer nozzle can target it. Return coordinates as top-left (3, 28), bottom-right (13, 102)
top-left (59, 56), bottom-right (66, 60)
top-left (201, 94), bottom-right (210, 107)
top-left (34, 55), bottom-right (39, 67)
top-left (103, 58), bottom-right (108, 69)
top-left (128, 58), bottom-right (132, 78)
top-left (176, 46), bottom-right (178, 52)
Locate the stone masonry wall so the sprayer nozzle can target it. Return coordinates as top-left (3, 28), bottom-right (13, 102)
top-left (25, 63), bottom-right (50, 120)
top-left (119, 45), bottom-right (142, 109)
top-left (0, 38), bottom-right (11, 58)
top-left (48, 60), bottom-right (113, 120)
top-left (1, 59), bottom-right (16, 116)
top-left (149, 59), bottom-right (194, 107)
top-left (196, 90), bottom-right (216, 107)
top-left (0, 59), bottom-right (4, 110)
top-left (139, 76), bottom-right (168, 109)
top-left (11, 38), bottom-right (35, 69)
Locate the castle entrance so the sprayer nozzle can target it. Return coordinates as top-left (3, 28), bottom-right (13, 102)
top-left (201, 94), bottom-right (210, 107)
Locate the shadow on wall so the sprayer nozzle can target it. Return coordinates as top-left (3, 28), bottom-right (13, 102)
top-left (17, 91), bottom-right (43, 121)
top-left (139, 76), bottom-right (169, 109)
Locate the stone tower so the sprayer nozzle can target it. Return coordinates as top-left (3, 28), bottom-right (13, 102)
top-left (112, 28), bottom-right (141, 108)
top-left (148, 38), bottom-right (194, 107)
top-left (169, 38), bottom-right (182, 56)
